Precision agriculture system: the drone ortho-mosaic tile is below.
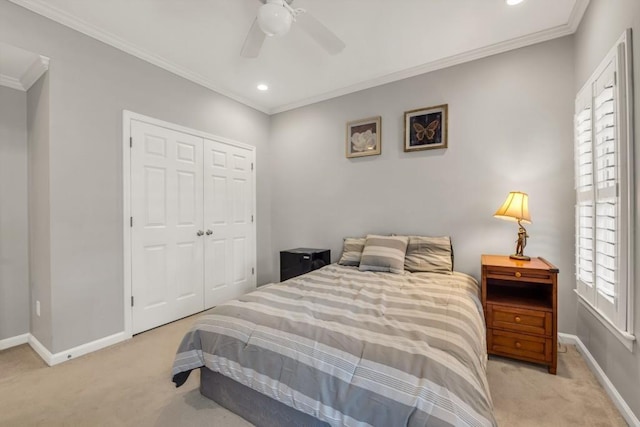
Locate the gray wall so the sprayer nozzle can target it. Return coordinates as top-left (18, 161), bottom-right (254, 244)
top-left (0, 85), bottom-right (29, 341)
top-left (0, 0), bottom-right (273, 353)
top-left (270, 36), bottom-right (577, 334)
top-left (26, 73), bottom-right (52, 349)
top-left (574, 0), bottom-right (640, 419)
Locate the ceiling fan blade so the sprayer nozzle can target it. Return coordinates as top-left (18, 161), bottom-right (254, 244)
top-left (241, 18), bottom-right (266, 58)
top-left (295, 12), bottom-right (345, 55)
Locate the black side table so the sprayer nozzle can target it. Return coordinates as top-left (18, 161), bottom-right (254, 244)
top-left (280, 248), bottom-right (331, 281)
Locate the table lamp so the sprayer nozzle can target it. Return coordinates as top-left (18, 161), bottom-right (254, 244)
top-left (494, 191), bottom-right (531, 261)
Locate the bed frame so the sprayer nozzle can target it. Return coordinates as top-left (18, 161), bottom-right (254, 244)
top-left (200, 367), bottom-right (329, 427)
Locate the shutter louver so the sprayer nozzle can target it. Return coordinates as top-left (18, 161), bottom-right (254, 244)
top-left (576, 107), bottom-right (593, 193)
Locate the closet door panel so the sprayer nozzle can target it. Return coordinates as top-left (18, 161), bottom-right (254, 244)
top-left (204, 139), bottom-right (255, 308)
top-left (131, 120), bottom-right (204, 334)
top-left (210, 238), bottom-right (228, 290)
top-left (233, 237), bottom-right (247, 284)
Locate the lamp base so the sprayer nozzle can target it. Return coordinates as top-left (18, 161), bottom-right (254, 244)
top-left (510, 254), bottom-right (531, 261)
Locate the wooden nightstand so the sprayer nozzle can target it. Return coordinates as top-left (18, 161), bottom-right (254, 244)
top-left (481, 255), bottom-right (559, 374)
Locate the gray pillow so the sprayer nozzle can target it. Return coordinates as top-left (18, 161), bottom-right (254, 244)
top-left (404, 236), bottom-right (453, 274)
top-left (359, 235), bottom-right (409, 274)
top-left (337, 237), bottom-right (366, 266)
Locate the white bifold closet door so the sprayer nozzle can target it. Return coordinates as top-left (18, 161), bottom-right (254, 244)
top-left (130, 119), bottom-right (254, 334)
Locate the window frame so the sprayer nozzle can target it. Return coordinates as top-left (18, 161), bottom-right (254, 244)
top-left (574, 29), bottom-right (635, 351)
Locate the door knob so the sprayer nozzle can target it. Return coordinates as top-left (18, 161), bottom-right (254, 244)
top-left (197, 230), bottom-right (204, 236)
top-left (206, 229), bottom-right (213, 235)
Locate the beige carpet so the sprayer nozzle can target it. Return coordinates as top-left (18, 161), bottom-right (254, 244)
top-left (487, 346), bottom-right (626, 426)
top-left (0, 314), bottom-right (627, 426)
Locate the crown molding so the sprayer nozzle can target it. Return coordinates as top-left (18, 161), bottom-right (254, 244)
top-left (0, 73), bottom-right (24, 91)
top-left (9, 0), bottom-right (590, 116)
top-left (0, 54), bottom-right (49, 91)
top-left (567, 0), bottom-right (590, 33)
top-left (270, 3), bottom-right (590, 114)
top-left (269, 0), bottom-right (591, 113)
top-left (8, 0), bottom-right (270, 114)
top-left (20, 55), bottom-right (49, 90)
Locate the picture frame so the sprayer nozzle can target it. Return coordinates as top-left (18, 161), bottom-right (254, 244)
top-left (346, 116), bottom-right (381, 158)
top-left (404, 104), bottom-right (448, 152)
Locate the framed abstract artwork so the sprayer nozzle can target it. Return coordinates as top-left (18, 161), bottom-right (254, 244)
top-left (346, 116), bottom-right (381, 158)
top-left (404, 104), bottom-right (448, 152)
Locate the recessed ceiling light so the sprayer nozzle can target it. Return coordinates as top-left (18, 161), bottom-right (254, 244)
top-left (257, 83), bottom-right (269, 91)
top-left (506, 0), bottom-right (525, 5)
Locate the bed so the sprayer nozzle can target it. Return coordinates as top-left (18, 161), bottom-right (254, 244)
top-left (171, 251), bottom-right (496, 426)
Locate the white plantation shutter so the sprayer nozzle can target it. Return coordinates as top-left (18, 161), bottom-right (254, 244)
top-left (574, 30), bottom-right (634, 336)
top-left (575, 95), bottom-right (594, 303)
top-left (594, 61), bottom-right (618, 320)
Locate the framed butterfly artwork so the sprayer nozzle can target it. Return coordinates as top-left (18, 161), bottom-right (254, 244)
top-left (346, 116), bottom-right (381, 158)
top-left (404, 104), bottom-right (448, 152)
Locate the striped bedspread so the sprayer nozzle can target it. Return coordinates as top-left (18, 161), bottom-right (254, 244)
top-left (172, 264), bottom-right (496, 427)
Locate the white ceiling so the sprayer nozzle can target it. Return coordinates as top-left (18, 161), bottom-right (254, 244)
top-left (9, 0), bottom-right (588, 113)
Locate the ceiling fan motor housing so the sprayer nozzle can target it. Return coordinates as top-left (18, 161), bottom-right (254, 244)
top-left (258, 0), bottom-right (293, 37)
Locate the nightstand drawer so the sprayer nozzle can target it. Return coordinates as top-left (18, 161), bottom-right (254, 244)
top-left (488, 304), bottom-right (552, 336)
top-left (485, 267), bottom-right (553, 284)
top-left (488, 329), bottom-right (552, 363)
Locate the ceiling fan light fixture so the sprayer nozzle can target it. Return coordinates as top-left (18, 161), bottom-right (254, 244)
top-left (258, 1), bottom-right (293, 37)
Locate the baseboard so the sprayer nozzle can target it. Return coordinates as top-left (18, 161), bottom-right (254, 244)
top-left (558, 333), bottom-right (640, 426)
top-left (0, 333), bottom-right (29, 351)
top-left (49, 331), bottom-right (129, 366)
top-left (28, 334), bottom-right (53, 365)
top-left (28, 331), bottom-right (129, 366)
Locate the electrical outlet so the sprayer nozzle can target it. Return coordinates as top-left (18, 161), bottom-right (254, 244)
top-left (36, 300), bottom-right (40, 317)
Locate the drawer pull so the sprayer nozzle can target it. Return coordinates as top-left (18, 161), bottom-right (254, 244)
top-left (515, 271), bottom-right (522, 278)
top-left (515, 342), bottom-right (522, 349)
top-left (514, 316), bottom-right (522, 323)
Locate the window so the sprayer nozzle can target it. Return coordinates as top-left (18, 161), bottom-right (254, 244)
top-left (574, 29), bottom-right (635, 349)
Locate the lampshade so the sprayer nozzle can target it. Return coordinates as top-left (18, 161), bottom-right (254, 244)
top-left (494, 191), bottom-right (531, 223)
top-left (258, 1), bottom-right (293, 37)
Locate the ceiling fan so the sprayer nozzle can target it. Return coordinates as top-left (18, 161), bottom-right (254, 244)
top-left (241, 0), bottom-right (346, 58)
